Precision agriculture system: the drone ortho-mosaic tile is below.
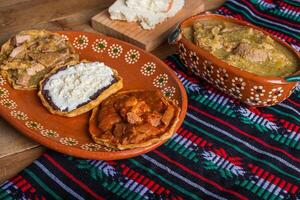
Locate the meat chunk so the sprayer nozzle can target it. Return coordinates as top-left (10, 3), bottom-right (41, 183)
top-left (145, 112), bottom-right (162, 127)
top-left (113, 123), bottom-right (127, 139)
top-left (234, 43), bottom-right (268, 62)
top-left (161, 105), bottom-right (175, 126)
top-left (16, 73), bottom-right (31, 86)
top-left (26, 63), bottom-right (45, 75)
top-left (98, 107), bottom-right (121, 132)
top-left (127, 112), bottom-right (143, 124)
top-left (28, 50), bottom-right (70, 67)
top-left (130, 101), bottom-right (150, 116)
top-left (9, 46), bottom-right (26, 59)
top-left (11, 35), bottom-right (31, 47)
top-left (124, 96), bottom-right (138, 107)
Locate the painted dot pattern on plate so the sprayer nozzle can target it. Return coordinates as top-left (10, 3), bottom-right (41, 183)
top-left (108, 44), bottom-right (123, 58)
top-left (81, 143), bottom-right (102, 151)
top-left (25, 121), bottom-right (43, 130)
top-left (10, 110), bottom-right (28, 121)
top-left (0, 87), bottom-right (9, 98)
top-left (59, 137), bottom-right (78, 146)
top-left (125, 49), bottom-right (140, 64)
top-left (60, 34), bottom-right (69, 41)
top-left (73, 35), bottom-right (89, 49)
top-left (92, 38), bottom-right (107, 53)
top-left (162, 86), bottom-right (176, 98)
top-left (140, 62), bottom-right (156, 76)
top-left (0, 99), bottom-right (17, 109)
top-left (40, 129), bottom-right (59, 138)
top-left (153, 74), bottom-right (168, 88)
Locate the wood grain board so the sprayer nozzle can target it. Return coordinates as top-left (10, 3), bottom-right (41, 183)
top-left (91, 1), bottom-right (205, 51)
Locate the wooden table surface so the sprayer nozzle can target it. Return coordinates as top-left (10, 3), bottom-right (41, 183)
top-left (0, 0), bottom-right (225, 183)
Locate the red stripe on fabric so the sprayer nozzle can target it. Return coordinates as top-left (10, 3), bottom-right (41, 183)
top-left (189, 105), bottom-right (300, 163)
top-left (291, 185), bottom-right (298, 194)
top-left (279, 119), bottom-right (300, 134)
top-left (122, 166), bottom-right (130, 175)
top-left (273, 177), bottom-right (280, 186)
top-left (127, 169), bottom-right (135, 179)
top-left (16, 179), bottom-right (26, 188)
top-left (284, 183), bottom-right (292, 193)
top-left (179, 129), bottom-right (188, 137)
top-left (267, 174), bottom-right (275, 183)
top-left (190, 135), bottom-right (197, 143)
top-left (241, 0), bottom-right (300, 27)
top-left (287, 99), bottom-right (300, 107)
top-left (262, 171), bottom-right (269, 180)
top-left (153, 150), bottom-right (248, 200)
top-left (21, 183), bottom-right (31, 192)
top-left (10, 175), bottom-right (22, 184)
top-left (44, 154), bottom-right (104, 200)
top-left (256, 169), bottom-right (264, 177)
top-left (278, 180), bottom-right (286, 190)
top-left (30, 187), bottom-right (36, 193)
top-left (200, 140), bottom-right (207, 148)
top-left (194, 138), bottom-right (202, 145)
top-left (151, 184), bottom-right (159, 193)
top-left (131, 172), bottom-right (139, 180)
top-left (146, 180), bottom-right (154, 191)
top-left (157, 187), bottom-right (165, 195)
top-left (279, 1), bottom-right (300, 13)
top-left (135, 175), bottom-right (144, 184)
top-left (141, 177), bottom-right (149, 186)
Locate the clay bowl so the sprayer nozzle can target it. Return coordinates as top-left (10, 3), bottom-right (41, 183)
top-left (169, 14), bottom-right (300, 107)
top-left (0, 31), bottom-right (187, 160)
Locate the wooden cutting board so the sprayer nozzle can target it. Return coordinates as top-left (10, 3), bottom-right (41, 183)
top-left (91, 1), bottom-right (205, 51)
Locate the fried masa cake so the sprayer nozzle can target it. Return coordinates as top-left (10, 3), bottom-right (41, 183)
top-left (0, 30), bottom-right (79, 90)
top-left (89, 90), bottom-right (180, 150)
top-left (38, 61), bottom-right (123, 117)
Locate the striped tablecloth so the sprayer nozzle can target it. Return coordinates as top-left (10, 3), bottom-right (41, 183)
top-left (1, 0), bottom-right (299, 199)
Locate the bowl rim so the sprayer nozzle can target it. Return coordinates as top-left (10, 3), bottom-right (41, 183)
top-left (178, 13), bottom-right (300, 84)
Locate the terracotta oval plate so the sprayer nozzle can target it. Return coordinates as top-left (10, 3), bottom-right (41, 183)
top-left (0, 31), bottom-right (187, 160)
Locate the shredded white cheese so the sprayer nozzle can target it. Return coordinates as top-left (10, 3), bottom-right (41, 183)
top-left (44, 62), bottom-right (114, 112)
top-left (108, 0), bottom-right (184, 30)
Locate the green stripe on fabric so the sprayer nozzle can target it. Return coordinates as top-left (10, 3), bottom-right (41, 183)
top-left (24, 169), bottom-right (62, 200)
top-left (129, 159), bottom-right (202, 200)
top-left (184, 121), bottom-right (300, 181)
top-left (284, 0), bottom-right (300, 7)
top-left (0, 191), bottom-right (9, 199)
top-left (190, 96), bottom-right (236, 117)
top-left (225, 3), bottom-right (300, 39)
top-left (3, 196), bottom-right (13, 200)
top-left (267, 107), bottom-right (300, 123)
top-left (116, 183), bottom-right (127, 196)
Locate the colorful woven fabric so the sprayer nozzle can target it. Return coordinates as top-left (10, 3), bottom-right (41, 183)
top-left (1, 0), bottom-right (300, 199)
